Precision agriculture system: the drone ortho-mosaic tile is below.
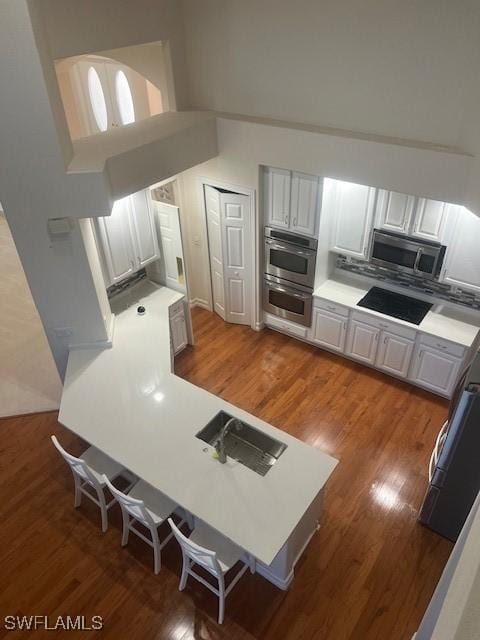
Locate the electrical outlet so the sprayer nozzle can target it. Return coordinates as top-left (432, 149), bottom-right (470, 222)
top-left (54, 327), bottom-right (74, 339)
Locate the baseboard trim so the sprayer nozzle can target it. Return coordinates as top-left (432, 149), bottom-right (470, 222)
top-left (189, 297), bottom-right (211, 311)
top-left (255, 564), bottom-right (294, 591)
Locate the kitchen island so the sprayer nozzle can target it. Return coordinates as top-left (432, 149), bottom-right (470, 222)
top-left (59, 279), bottom-right (338, 589)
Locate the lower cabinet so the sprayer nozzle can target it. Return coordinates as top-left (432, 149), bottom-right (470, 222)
top-left (375, 331), bottom-right (414, 378)
top-left (311, 308), bottom-right (348, 353)
top-left (264, 299), bottom-right (470, 398)
top-left (345, 319), bottom-right (379, 365)
top-left (409, 344), bottom-right (463, 396)
top-left (170, 301), bottom-right (188, 356)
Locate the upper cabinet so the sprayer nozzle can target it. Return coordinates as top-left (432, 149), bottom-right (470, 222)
top-left (264, 167), bottom-right (320, 237)
top-left (375, 190), bottom-right (448, 243)
top-left (375, 190), bottom-right (415, 234)
top-left (441, 207), bottom-right (480, 294)
top-left (412, 198), bottom-right (448, 242)
top-left (329, 181), bottom-right (376, 258)
top-left (264, 167), bottom-right (291, 230)
top-left (96, 189), bottom-right (160, 286)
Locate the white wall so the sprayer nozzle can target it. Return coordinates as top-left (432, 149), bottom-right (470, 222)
top-left (182, 0), bottom-right (480, 148)
top-left (179, 116), bottom-right (472, 309)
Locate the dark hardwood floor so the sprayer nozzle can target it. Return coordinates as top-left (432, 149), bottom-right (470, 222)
top-left (0, 308), bottom-right (453, 639)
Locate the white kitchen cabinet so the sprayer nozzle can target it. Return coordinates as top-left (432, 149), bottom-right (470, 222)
top-left (290, 172), bottom-right (319, 236)
top-left (376, 189), bottom-right (415, 234)
top-left (330, 181), bottom-right (376, 258)
top-left (311, 308), bottom-right (348, 353)
top-left (96, 197), bottom-right (137, 284)
top-left (345, 318), bottom-right (379, 364)
top-left (264, 167), bottom-right (320, 237)
top-left (96, 190), bottom-right (160, 286)
top-left (375, 331), bottom-right (414, 378)
top-left (264, 167), bottom-right (291, 230)
top-left (129, 190), bottom-right (160, 268)
top-left (375, 189), bottom-right (448, 242)
top-left (409, 343), bottom-right (462, 396)
top-left (170, 303), bottom-right (188, 355)
top-left (441, 206), bottom-right (480, 294)
top-left (412, 198), bottom-right (447, 242)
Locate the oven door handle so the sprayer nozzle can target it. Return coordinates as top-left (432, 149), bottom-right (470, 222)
top-left (265, 239), bottom-right (313, 257)
top-left (269, 284), bottom-right (309, 300)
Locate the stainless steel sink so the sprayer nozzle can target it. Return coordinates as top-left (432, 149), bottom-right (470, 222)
top-left (196, 411), bottom-right (287, 476)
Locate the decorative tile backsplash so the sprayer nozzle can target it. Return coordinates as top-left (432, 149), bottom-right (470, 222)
top-left (336, 255), bottom-right (480, 310)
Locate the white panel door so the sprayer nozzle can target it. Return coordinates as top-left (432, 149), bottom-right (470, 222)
top-left (220, 192), bottom-right (251, 325)
top-left (264, 167), bottom-right (291, 230)
top-left (331, 182), bottom-right (376, 258)
top-left (129, 190), bottom-right (160, 268)
top-left (311, 308), bottom-right (347, 353)
top-left (205, 186), bottom-right (226, 319)
top-left (375, 331), bottom-right (414, 378)
top-left (409, 346), bottom-right (462, 396)
top-left (376, 189), bottom-right (415, 234)
top-left (290, 172), bottom-right (319, 236)
top-left (154, 201), bottom-right (187, 294)
top-left (412, 198), bottom-right (448, 242)
top-left (441, 207), bottom-right (480, 294)
top-left (346, 319), bottom-right (379, 364)
top-left (96, 197), bottom-right (136, 285)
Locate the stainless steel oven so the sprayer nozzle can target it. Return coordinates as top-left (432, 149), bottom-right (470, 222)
top-left (264, 227), bottom-right (317, 288)
top-left (370, 229), bottom-right (446, 280)
top-left (263, 274), bottom-right (313, 327)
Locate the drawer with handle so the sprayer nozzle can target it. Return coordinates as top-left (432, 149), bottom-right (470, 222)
top-left (265, 313), bottom-right (308, 339)
top-left (417, 333), bottom-right (466, 358)
top-left (313, 297), bottom-right (350, 317)
top-left (350, 310), bottom-right (416, 341)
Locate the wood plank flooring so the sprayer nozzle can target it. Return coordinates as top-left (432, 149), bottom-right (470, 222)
top-left (0, 308), bottom-right (453, 639)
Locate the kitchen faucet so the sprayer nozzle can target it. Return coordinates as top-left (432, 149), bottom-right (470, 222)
top-left (215, 417), bottom-right (242, 463)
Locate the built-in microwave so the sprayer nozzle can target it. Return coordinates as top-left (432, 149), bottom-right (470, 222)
top-left (264, 227), bottom-right (317, 288)
top-left (370, 229), bottom-right (446, 280)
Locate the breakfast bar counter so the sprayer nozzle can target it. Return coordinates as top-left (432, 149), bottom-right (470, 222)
top-left (59, 280), bottom-right (338, 588)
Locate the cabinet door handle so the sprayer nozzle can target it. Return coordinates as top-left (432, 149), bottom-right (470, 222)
top-left (419, 350), bottom-right (424, 360)
top-left (284, 215), bottom-right (288, 225)
top-left (375, 333), bottom-right (378, 341)
top-left (293, 217), bottom-right (297, 226)
top-left (436, 343), bottom-right (447, 350)
top-left (384, 336), bottom-right (388, 344)
top-left (343, 321), bottom-right (348, 331)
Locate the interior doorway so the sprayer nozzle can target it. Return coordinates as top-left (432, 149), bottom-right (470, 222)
top-left (203, 183), bottom-right (255, 327)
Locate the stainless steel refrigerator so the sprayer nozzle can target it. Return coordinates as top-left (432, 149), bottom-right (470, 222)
top-left (419, 351), bottom-right (480, 541)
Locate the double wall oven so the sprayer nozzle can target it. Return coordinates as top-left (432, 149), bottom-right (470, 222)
top-left (263, 227), bottom-right (317, 327)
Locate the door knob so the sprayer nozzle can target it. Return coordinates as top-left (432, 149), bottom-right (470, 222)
top-left (234, 271), bottom-right (239, 276)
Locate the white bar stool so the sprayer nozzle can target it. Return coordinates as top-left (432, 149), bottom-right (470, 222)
top-left (168, 518), bottom-right (255, 624)
top-left (51, 435), bottom-right (134, 532)
top-left (103, 476), bottom-right (189, 574)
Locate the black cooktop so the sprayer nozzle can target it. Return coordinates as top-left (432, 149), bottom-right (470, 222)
top-left (357, 287), bottom-right (433, 325)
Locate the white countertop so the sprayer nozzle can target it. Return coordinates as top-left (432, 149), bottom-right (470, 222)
top-left (59, 280), bottom-right (338, 566)
top-left (314, 276), bottom-right (480, 347)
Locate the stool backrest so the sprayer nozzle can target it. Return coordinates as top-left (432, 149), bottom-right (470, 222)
top-left (102, 476), bottom-right (153, 526)
top-left (168, 518), bottom-right (222, 575)
top-left (51, 435), bottom-right (98, 487)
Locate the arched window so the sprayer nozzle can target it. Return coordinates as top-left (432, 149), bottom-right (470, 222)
top-left (87, 67), bottom-right (108, 132)
top-left (115, 70), bottom-right (135, 125)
